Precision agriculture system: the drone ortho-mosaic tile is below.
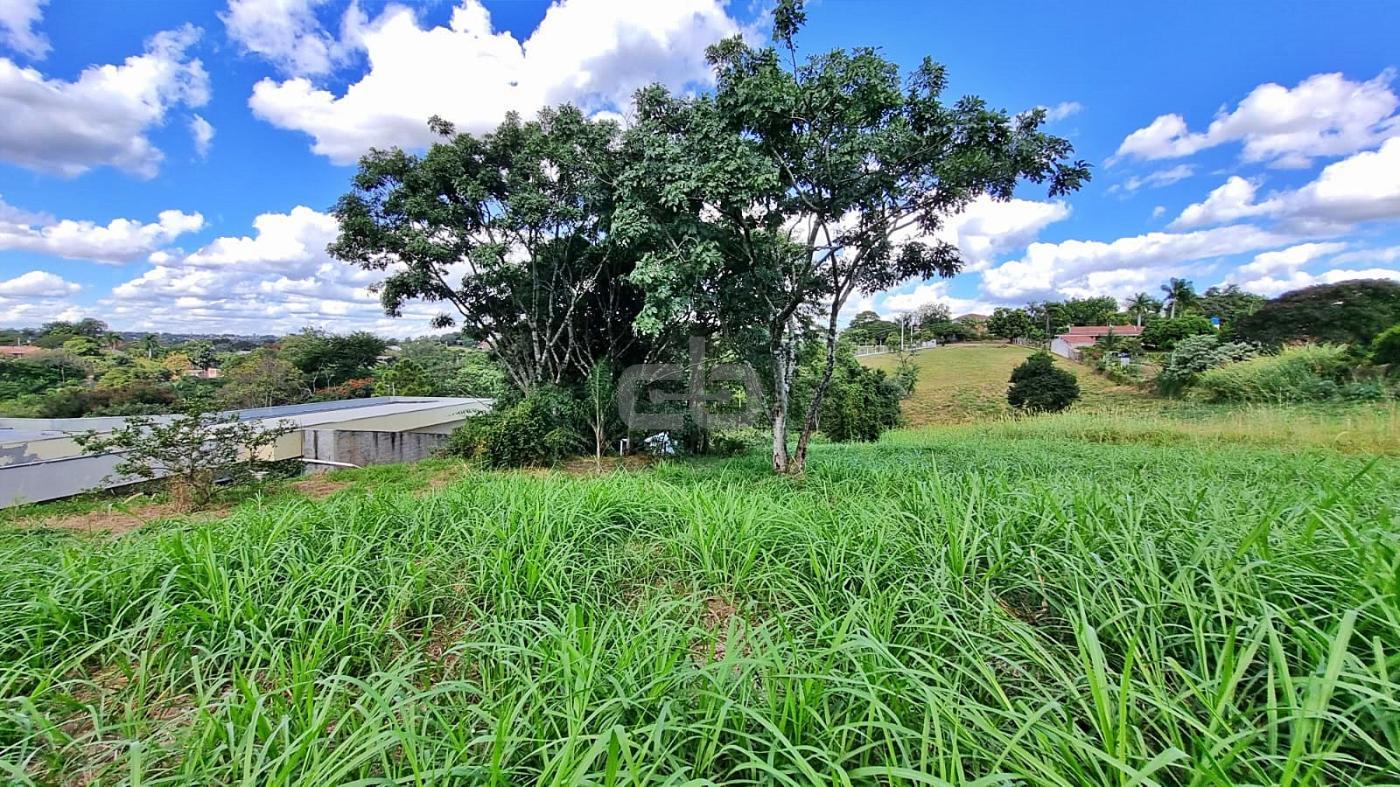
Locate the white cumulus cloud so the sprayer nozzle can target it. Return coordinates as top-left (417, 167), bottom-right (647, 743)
top-left (1172, 137), bottom-right (1400, 229)
top-left (0, 0), bottom-right (47, 59)
top-left (0, 269), bottom-right (79, 296)
top-left (221, 0), bottom-right (366, 76)
top-left (106, 205), bottom-right (446, 334)
top-left (980, 224), bottom-right (1300, 302)
top-left (1115, 70), bottom-right (1400, 168)
top-left (0, 25), bottom-right (209, 177)
top-left (246, 0), bottom-right (744, 163)
top-left (189, 114), bottom-right (214, 157)
top-left (0, 197), bottom-right (204, 264)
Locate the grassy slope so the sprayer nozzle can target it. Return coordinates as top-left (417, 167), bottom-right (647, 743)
top-left (862, 342), bottom-right (1154, 424)
top-left (2, 411), bottom-right (1398, 783)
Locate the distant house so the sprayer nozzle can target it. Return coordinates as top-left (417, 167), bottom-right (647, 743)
top-left (183, 367), bottom-right (222, 379)
top-left (1049, 325), bottom-right (1143, 361)
top-left (0, 345), bottom-right (40, 359)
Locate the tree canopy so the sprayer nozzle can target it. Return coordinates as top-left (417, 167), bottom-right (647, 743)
top-left (1232, 279), bottom-right (1400, 347)
top-left (615, 0), bottom-right (1089, 472)
top-left (330, 107), bottom-right (649, 391)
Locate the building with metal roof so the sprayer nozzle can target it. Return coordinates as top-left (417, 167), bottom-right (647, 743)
top-left (0, 396), bottom-right (491, 508)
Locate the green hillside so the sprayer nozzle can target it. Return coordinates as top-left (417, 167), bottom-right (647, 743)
top-left (861, 342), bottom-right (1152, 424)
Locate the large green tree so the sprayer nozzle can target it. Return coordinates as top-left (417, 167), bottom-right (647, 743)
top-left (1233, 279), bottom-right (1400, 347)
top-left (220, 348), bottom-right (306, 408)
top-left (280, 329), bottom-right (386, 390)
top-left (1198, 284), bottom-right (1266, 327)
top-left (617, 0), bottom-right (1089, 473)
top-left (330, 107), bottom-right (650, 391)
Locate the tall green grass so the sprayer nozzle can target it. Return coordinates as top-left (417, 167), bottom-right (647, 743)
top-left (1, 420), bottom-right (1397, 784)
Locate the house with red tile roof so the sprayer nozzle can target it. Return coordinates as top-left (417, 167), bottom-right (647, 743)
top-left (1050, 325), bottom-right (1142, 360)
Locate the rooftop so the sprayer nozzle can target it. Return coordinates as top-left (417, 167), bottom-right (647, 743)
top-left (1063, 325), bottom-right (1143, 336)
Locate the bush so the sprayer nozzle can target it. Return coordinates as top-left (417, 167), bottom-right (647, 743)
top-left (1195, 344), bottom-right (1357, 403)
top-left (73, 407), bottom-right (294, 510)
top-left (439, 386), bottom-right (584, 467)
top-left (1007, 351), bottom-right (1080, 413)
top-left (1370, 324), bottom-right (1400, 367)
top-left (1140, 315), bottom-right (1214, 350)
top-left (1156, 334), bottom-right (1257, 395)
top-left (819, 359), bottom-right (903, 442)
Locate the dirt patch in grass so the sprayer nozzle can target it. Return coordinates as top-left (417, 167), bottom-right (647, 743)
top-left (523, 454), bottom-right (656, 477)
top-left (415, 462), bottom-right (472, 495)
top-left (692, 596), bottom-right (754, 664)
top-left (290, 474), bottom-right (354, 500)
top-left (11, 500), bottom-right (229, 537)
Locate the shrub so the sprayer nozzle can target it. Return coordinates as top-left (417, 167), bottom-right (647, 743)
top-left (1370, 324), bottom-right (1400, 367)
top-left (1007, 351), bottom-right (1080, 413)
top-left (73, 407), bottom-right (295, 510)
top-left (1195, 344), bottom-right (1356, 403)
top-left (1140, 315), bottom-right (1214, 350)
top-left (1156, 334), bottom-right (1257, 395)
top-left (439, 386), bottom-right (584, 467)
top-left (819, 359), bottom-right (903, 442)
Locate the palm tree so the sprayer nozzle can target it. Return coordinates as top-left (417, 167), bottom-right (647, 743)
top-left (1123, 292), bottom-right (1160, 327)
top-left (139, 333), bottom-right (161, 359)
top-left (1160, 278), bottom-right (1197, 319)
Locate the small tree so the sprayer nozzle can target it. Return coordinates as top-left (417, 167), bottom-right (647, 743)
top-left (583, 360), bottom-right (614, 469)
top-left (1141, 315), bottom-right (1214, 351)
top-left (221, 348), bottom-right (306, 408)
top-left (1007, 351), bottom-right (1079, 413)
top-left (373, 358), bottom-right (433, 396)
top-left (74, 407), bottom-right (295, 510)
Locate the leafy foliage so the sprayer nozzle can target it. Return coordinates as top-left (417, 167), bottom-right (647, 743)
top-left (814, 345), bottom-right (903, 442)
top-left (987, 307), bottom-right (1034, 341)
top-left (1140, 315), bottom-right (1214, 350)
top-left (73, 407), bottom-right (294, 510)
top-left (1198, 284), bottom-right (1265, 326)
top-left (1007, 351), bottom-right (1080, 413)
top-left (439, 387), bottom-right (584, 468)
top-left (220, 348), bottom-right (306, 409)
top-left (331, 107), bottom-right (645, 391)
top-left (1370, 324), bottom-right (1400, 366)
top-left (373, 359), bottom-right (433, 397)
top-left (616, 2), bottom-right (1088, 472)
top-left (1194, 344), bottom-right (1376, 403)
top-left (281, 329), bottom-right (387, 390)
top-left (1233, 279), bottom-right (1400, 347)
top-left (1156, 334), bottom-right (1257, 395)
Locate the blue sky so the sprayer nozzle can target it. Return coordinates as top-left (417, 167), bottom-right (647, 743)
top-left (2, 0), bottom-right (1399, 335)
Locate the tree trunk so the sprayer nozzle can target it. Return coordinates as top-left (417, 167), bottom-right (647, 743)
top-left (770, 333), bottom-right (796, 473)
top-left (791, 304), bottom-right (841, 475)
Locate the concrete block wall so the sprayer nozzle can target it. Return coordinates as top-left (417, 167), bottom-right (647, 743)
top-left (302, 429), bottom-right (449, 468)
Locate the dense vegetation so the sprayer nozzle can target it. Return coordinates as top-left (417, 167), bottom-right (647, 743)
top-left (2, 408), bottom-right (1396, 783)
top-left (1007, 351), bottom-right (1080, 412)
top-left (0, 321), bottom-right (505, 419)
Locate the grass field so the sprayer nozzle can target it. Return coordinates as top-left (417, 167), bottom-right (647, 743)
top-left (862, 343), bottom-right (1156, 425)
top-left (2, 407), bottom-right (1398, 783)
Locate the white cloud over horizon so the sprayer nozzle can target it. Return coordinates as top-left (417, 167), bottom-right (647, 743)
top-left (105, 205), bottom-right (448, 335)
top-left (0, 196), bottom-right (204, 264)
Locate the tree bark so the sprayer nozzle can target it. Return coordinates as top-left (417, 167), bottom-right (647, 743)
top-left (791, 301), bottom-right (841, 475)
top-left (770, 335), bottom-right (794, 473)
